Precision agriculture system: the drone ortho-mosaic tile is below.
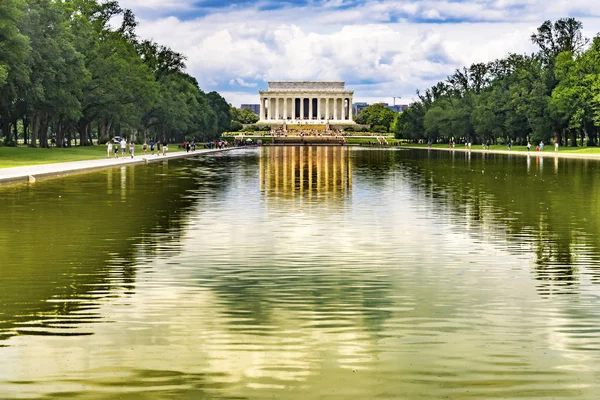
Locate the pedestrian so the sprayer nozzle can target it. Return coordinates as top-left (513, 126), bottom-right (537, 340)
top-left (150, 140), bottom-right (155, 155)
top-left (114, 143), bottom-right (119, 158)
top-left (143, 141), bottom-right (147, 155)
top-left (106, 141), bottom-right (112, 158)
top-left (540, 141), bottom-right (544, 151)
top-left (163, 142), bottom-right (168, 156)
top-left (186, 142), bottom-right (190, 152)
top-left (555, 141), bottom-right (559, 152)
top-left (527, 141), bottom-right (531, 152)
top-left (156, 141), bottom-right (161, 155)
top-left (129, 141), bottom-right (135, 158)
top-left (120, 138), bottom-right (127, 158)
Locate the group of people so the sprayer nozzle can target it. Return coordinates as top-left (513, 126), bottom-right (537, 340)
top-left (106, 137), bottom-right (135, 159)
top-left (205, 140), bottom-right (228, 149)
top-left (182, 140), bottom-right (196, 152)
top-left (270, 128), bottom-right (344, 137)
top-left (106, 137), bottom-right (169, 159)
top-left (148, 140), bottom-right (168, 156)
top-left (526, 141), bottom-right (548, 152)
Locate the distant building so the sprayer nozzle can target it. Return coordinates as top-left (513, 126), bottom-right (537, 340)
top-left (352, 102), bottom-right (368, 116)
top-left (353, 102), bottom-right (409, 115)
top-left (241, 104), bottom-right (260, 116)
top-left (387, 104), bottom-right (409, 112)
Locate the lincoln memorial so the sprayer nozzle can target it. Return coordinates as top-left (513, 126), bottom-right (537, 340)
top-left (258, 81), bottom-right (355, 124)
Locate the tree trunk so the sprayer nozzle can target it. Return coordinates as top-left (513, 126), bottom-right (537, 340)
top-left (23, 117), bottom-right (28, 145)
top-left (12, 119), bottom-right (18, 144)
top-left (78, 119), bottom-right (90, 146)
top-left (30, 113), bottom-right (40, 148)
top-left (570, 129), bottom-right (577, 147)
top-left (1, 120), bottom-right (10, 145)
top-left (39, 114), bottom-right (49, 148)
top-left (99, 119), bottom-right (112, 143)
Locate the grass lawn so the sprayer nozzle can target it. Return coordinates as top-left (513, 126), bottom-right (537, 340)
top-left (0, 145), bottom-right (127, 169)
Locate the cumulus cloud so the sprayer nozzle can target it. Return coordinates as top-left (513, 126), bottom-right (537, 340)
top-left (128, 0), bottom-right (600, 105)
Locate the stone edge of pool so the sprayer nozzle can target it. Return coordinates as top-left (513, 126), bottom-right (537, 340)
top-left (401, 145), bottom-right (600, 160)
top-left (0, 147), bottom-right (244, 186)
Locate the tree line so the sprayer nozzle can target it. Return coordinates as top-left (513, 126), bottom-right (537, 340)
top-left (0, 0), bottom-right (232, 148)
top-left (395, 18), bottom-right (600, 147)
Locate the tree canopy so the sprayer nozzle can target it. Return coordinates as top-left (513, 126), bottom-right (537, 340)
top-left (396, 18), bottom-right (600, 147)
top-left (0, 0), bottom-right (230, 147)
top-left (355, 103), bottom-right (397, 132)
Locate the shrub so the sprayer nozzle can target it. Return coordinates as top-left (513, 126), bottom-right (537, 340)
top-left (230, 120), bottom-right (243, 132)
top-left (370, 125), bottom-right (388, 133)
top-left (243, 125), bottom-right (258, 132)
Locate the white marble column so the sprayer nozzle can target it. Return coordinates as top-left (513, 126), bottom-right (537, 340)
top-left (260, 97), bottom-right (265, 121)
top-left (316, 98), bottom-right (320, 120)
top-left (349, 98), bottom-right (353, 121)
top-left (283, 98), bottom-right (287, 121)
top-left (308, 98), bottom-right (313, 120)
top-left (266, 98), bottom-right (271, 120)
top-left (333, 98), bottom-right (338, 121)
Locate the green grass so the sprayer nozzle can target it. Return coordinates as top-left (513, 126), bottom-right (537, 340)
top-left (0, 145), bottom-right (111, 168)
top-left (0, 144), bottom-right (178, 169)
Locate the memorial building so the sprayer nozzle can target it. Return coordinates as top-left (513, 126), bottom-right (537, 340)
top-left (258, 82), bottom-right (355, 124)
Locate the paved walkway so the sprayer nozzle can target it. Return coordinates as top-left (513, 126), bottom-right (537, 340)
top-left (0, 147), bottom-right (238, 185)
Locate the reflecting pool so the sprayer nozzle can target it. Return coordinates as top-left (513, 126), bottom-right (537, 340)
top-left (1, 147), bottom-right (600, 399)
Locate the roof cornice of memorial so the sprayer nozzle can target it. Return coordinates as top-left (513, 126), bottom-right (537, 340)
top-left (263, 81), bottom-right (350, 91)
top-left (259, 90), bottom-right (354, 95)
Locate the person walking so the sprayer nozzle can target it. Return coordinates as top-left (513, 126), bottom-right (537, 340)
top-left (540, 141), bottom-right (544, 151)
top-left (150, 140), bottom-right (155, 155)
top-left (163, 142), bottom-right (168, 156)
top-left (527, 141), bottom-right (531, 152)
top-left (129, 141), bottom-right (135, 158)
top-left (143, 141), bottom-right (148, 155)
top-left (106, 141), bottom-right (112, 158)
top-left (120, 138), bottom-right (127, 158)
top-left (156, 141), bottom-right (161, 155)
top-left (555, 141), bottom-right (559, 152)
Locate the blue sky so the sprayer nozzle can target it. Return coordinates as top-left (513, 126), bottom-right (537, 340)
top-left (119, 0), bottom-right (600, 106)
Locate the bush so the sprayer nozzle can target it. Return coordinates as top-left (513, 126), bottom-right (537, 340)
top-left (370, 125), bottom-right (388, 133)
top-left (242, 125), bottom-right (258, 132)
top-left (230, 120), bottom-right (243, 132)
top-left (359, 127), bottom-right (370, 133)
top-left (344, 127), bottom-right (355, 132)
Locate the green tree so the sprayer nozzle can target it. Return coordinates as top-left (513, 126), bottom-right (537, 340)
top-left (0, 0), bottom-right (29, 143)
top-left (355, 103), bottom-right (397, 132)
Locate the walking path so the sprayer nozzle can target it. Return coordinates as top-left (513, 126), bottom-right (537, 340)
top-left (0, 147), bottom-right (238, 185)
top-left (402, 145), bottom-right (600, 160)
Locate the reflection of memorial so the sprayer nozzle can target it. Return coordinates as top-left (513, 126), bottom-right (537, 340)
top-left (259, 146), bottom-right (352, 198)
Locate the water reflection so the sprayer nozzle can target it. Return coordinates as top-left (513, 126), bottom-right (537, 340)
top-left (395, 149), bottom-right (600, 297)
top-left (1, 148), bottom-right (600, 399)
top-left (0, 161), bottom-right (199, 342)
top-left (259, 146), bottom-right (351, 199)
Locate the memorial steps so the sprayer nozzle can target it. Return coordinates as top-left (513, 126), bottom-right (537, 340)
top-left (272, 136), bottom-right (346, 146)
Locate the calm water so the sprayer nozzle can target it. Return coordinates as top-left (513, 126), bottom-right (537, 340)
top-left (1, 147), bottom-right (600, 399)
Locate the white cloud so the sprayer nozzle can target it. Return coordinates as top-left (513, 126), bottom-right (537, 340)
top-left (130, 0), bottom-right (600, 106)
